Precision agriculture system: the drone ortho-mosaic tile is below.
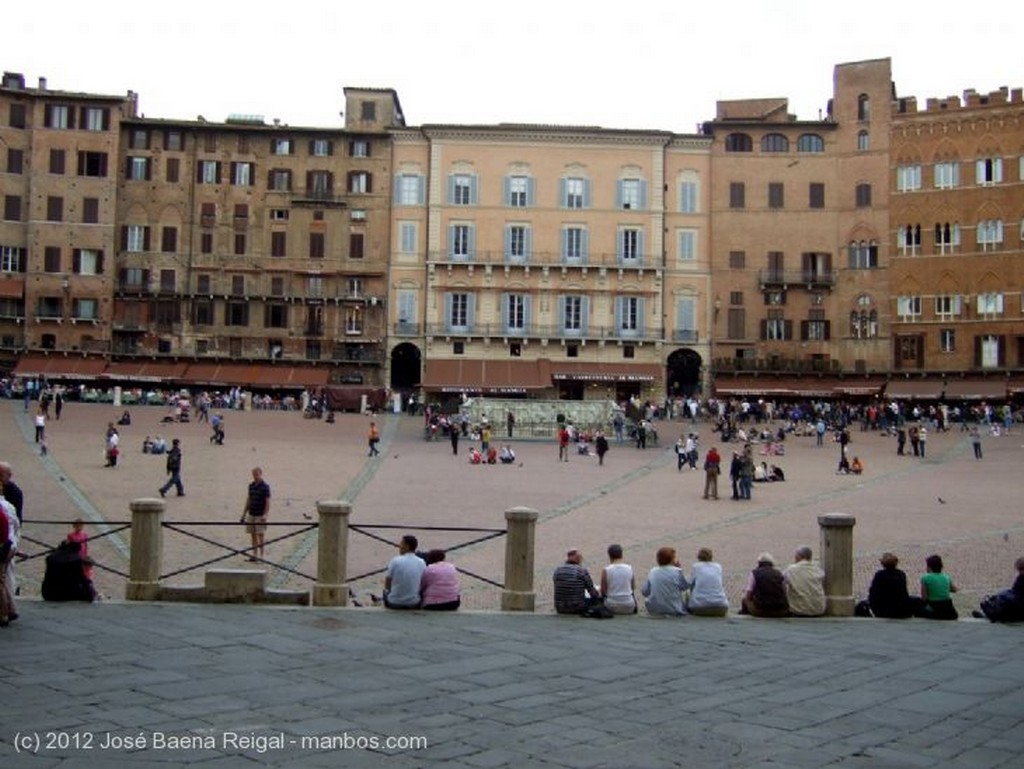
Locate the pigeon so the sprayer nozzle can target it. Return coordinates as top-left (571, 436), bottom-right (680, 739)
top-left (302, 513), bottom-right (312, 520)
top-left (938, 497), bottom-right (947, 504)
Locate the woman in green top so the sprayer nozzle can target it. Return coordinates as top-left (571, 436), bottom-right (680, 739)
top-left (919, 554), bottom-right (959, 620)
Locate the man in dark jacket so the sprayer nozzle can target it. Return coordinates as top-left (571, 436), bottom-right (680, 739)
top-left (741, 552), bottom-right (790, 617)
top-left (42, 541), bottom-right (95, 602)
top-left (158, 439), bottom-right (185, 497)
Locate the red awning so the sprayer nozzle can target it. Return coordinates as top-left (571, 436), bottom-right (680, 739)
top-left (1008, 378), bottom-right (1024, 395)
top-left (549, 362), bottom-right (661, 383)
top-left (422, 359), bottom-right (551, 392)
top-left (713, 376), bottom-right (843, 398)
top-left (104, 360), bottom-right (190, 383)
top-left (247, 365), bottom-right (330, 388)
top-left (179, 362), bottom-right (327, 389)
top-left (12, 354), bottom-right (107, 380)
top-left (884, 379), bottom-right (944, 399)
top-left (833, 376), bottom-right (887, 396)
top-left (0, 277), bottom-right (24, 299)
top-left (943, 379), bottom-right (1007, 401)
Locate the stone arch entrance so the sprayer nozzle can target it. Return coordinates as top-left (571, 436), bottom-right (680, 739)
top-left (389, 343), bottom-right (422, 392)
top-left (666, 348), bottom-right (703, 397)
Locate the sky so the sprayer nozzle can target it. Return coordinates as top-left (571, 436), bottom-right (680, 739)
top-left (7, 1), bottom-right (1022, 133)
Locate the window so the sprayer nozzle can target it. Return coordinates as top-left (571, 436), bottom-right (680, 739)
top-left (310, 139), bottom-right (333, 157)
top-left (562, 177), bottom-right (588, 209)
top-left (360, 101), bottom-right (376, 121)
top-left (395, 174), bottom-right (424, 205)
top-left (309, 232), bottom-right (325, 259)
top-left (802, 309), bottom-right (829, 341)
top-left (124, 225), bottom-right (148, 252)
top-left (897, 224), bottom-right (921, 255)
top-left (202, 134), bottom-right (217, 153)
top-left (308, 276), bottom-right (323, 298)
top-left (44, 247), bottom-right (61, 273)
top-left (161, 227), bottom-right (177, 253)
top-left (196, 274), bottom-right (211, 294)
top-left (768, 182), bottom-right (784, 209)
top-left (77, 151), bottom-right (108, 177)
top-left (507, 176), bottom-right (532, 207)
top-left (80, 198), bottom-right (99, 224)
top-left (616, 296), bottom-right (642, 337)
top-left (678, 230), bottom-right (696, 263)
top-left (505, 224), bottom-right (531, 262)
top-left (270, 209), bottom-right (289, 222)
top-left (850, 300), bottom-right (878, 339)
top-left (231, 162), bottom-right (253, 186)
top-left (46, 196), bottom-right (63, 222)
top-left (200, 233), bottom-right (213, 254)
top-left (848, 241), bottom-right (878, 269)
top-left (934, 222), bottom-right (961, 254)
top-left (345, 277), bottom-right (364, 298)
top-left (449, 174), bottom-right (476, 205)
top-left (809, 182), bottom-right (825, 209)
top-left (47, 104), bottom-right (71, 129)
top-left (309, 170), bottom-right (333, 197)
top-left (231, 275), bottom-right (246, 296)
top-left (166, 157), bottom-right (180, 183)
top-left (164, 130), bottom-right (183, 151)
top-left (198, 160), bottom-right (221, 184)
top-left (6, 149), bottom-right (23, 174)
top-left (447, 292), bottom-right (472, 331)
top-left (271, 232), bottom-right (287, 258)
top-left (897, 296), bottom-right (922, 320)
top-left (562, 226), bottom-right (587, 263)
top-left (121, 267), bottom-right (148, 290)
top-left (939, 329), bottom-right (955, 353)
top-left (270, 277), bottom-right (284, 296)
top-left (349, 232), bottom-right (364, 259)
top-left (761, 134), bottom-right (789, 152)
top-left (345, 307), bottom-right (363, 335)
top-left (398, 222), bottom-right (417, 253)
top-left (49, 149), bottom-right (65, 174)
top-left (9, 103), bottom-right (26, 128)
top-left (397, 290), bottom-right (417, 332)
top-left (37, 298), bottom-right (62, 319)
top-left (729, 182), bottom-right (745, 209)
top-left (934, 161), bottom-right (959, 189)
top-left (675, 297), bottom-right (696, 342)
top-left (935, 295), bottom-right (962, 320)
top-left (234, 233), bottom-right (246, 255)
top-left (857, 94), bottom-right (870, 121)
top-left (765, 251), bottom-right (784, 281)
top-left (3, 196), bottom-right (22, 221)
top-left (679, 176), bottom-right (698, 213)
top-left (264, 304), bottom-right (288, 329)
top-left (200, 202), bottom-right (216, 228)
top-left (76, 299), bottom-right (98, 320)
top-left (978, 335), bottom-right (1002, 368)
top-left (503, 293), bottom-right (528, 333)
top-left (127, 157), bottom-right (149, 181)
top-left (977, 219), bottom-right (1004, 250)
top-left (857, 131), bottom-right (869, 151)
top-left (130, 129), bottom-right (150, 149)
top-left (797, 134), bottom-right (825, 153)
top-left (976, 157), bottom-right (1003, 185)
top-left (159, 269), bottom-right (176, 293)
top-left (764, 309), bottom-right (788, 341)
top-left (728, 250), bottom-right (745, 269)
top-left (348, 171), bottom-right (371, 193)
top-left (269, 169), bottom-right (292, 192)
top-left (82, 107), bottom-right (106, 131)
top-left (234, 204), bottom-right (248, 222)
top-left (272, 138), bottom-right (293, 155)
top-left (618, 178), bottom-right (644, 210)
top-left (0, 246), bottom-right (25, 272)
top-left (449, 224), bottom-right (474, 261)
top-left (725, 133), bottom-right (753, 152)
top-left (349, 140), bottom-right (369, 158)
top-left (561, 295), bottom-right (586, 334)
top-left (618, 228), bottom-right (642, 264)
top-left (855, 183), bottom-right (872, 207)
top-left (896, 165), bottom-right (922, 192)
top-left (977, 293), bottom-right (1003, 317)
top-left (225, 301), bottom-right (249, 327)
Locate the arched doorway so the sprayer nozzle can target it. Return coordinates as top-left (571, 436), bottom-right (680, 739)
top-left (389, 343), bottom-right (422, 392)
top-left (666, 348), bottom-right (703, 397)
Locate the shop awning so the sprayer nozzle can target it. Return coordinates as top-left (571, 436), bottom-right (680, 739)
top-left (943, 379), bottom-right (1007, 401)
top-left (1008, 378), bottom-right (1024, 395)
top-left (247, 365), bottom-right (330, 388)
top-left (833, 376), bottom-right (887, 396)
top-left (422, 359), bottom-right (551, 393)
top-left (178, 362), bottom-right (328, 389)
top-left (104, 360), bottom-right (190, 383)
top-left (884, 379), bottom-right (944, 399)
top-left (12, 354), bottom-right (107, 380)
top-left (713, 376), bottom-right (844, 398)
top-left (0, 277), bottom-right (24, 299)
top-left (550, 362), bottom-right (661, 382)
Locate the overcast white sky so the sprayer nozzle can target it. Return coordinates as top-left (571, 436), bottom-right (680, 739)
top-left (8, 1), bottom-right (1022, 132)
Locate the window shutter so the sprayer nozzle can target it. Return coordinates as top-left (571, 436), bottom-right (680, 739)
top-left (144, 157), bottom-right (150, 181)
top-left (500, 292), bottom-right (509, 330)
top-left (559, 178), bottom-right (567, 207)
top-left (639, 180), bottom-right (648, 210)
top-left (469, 175), bottom-right (478, 205)
top-left (44, 104), bottom-right (52, 126)
top-left (416, 175), bottom-right (424, 204)
top-left (447, 224), bottom-right (455, 259)
top-left (524, 227), bottom-right (532, 262)
top-left (102, 108), bottom-right (110, 131)
top-left (393, 175), bottom-right (402, 202)
top-left (823, 320), bottom-right (831, 340)
top-left (637, 231), bottom-right (645, 265)
top-left (125, 157), bottom-right (133, 178)
top-left (526, 177), bottom-right (535, 206)
top-left (466, 294), bottom-right (476, 332)
top-left (560, 229), bottom-right (568, 264)
top-left (197, 164), bottom-right (204, 183)
top-left (67, 107), bottom-right (75, 129)
top-left (72, 250), bottom-right (81, 274)
top-left (365, 173), bottom-right (372, 193)
top-left (580, 229), bottom-right (589, 262)
top-left (637, 297), bottom-right (646, 333)
top-left (215, 162), bottom-right (222, 184)
top-left (615, 180), bottom-right (623, 208)
top-left (504, 176), bottom-right (511, 206)
top-left (580, 297), bottom-right (590, 334)
top-left (143, 228), bottom-right (150, 252)
top-left (326, 171), bottom-right (334, 192)
top-left (523, 295), bottom-right (532, 327)
top-left (998, 336), bottom-right (1006, 366)
top-left (504, 226), bottom-right (512, 258)
top-left (800, 320), bottom-right (809, 341)
top-left (557, 296), bottom-right (566, 329)
top-left (614, 297), bottom-right (623, 330)
top-left (306, 171), bottom-right (314, 195)
top-left (120, 226), bottom-right (128, 250)
top-left (447, 175), bottom-right (456, 204)
top-left (468, 226), bottom-right (476, 258)
top-left (973, 336), bottom-right (982, 366)
top-left (976, 159), bottom-right (985, 184)
top-left (96, 252), bottom-right (104, 275)
top-left (784, 320), bottom-right (793, 340)
top-left (760, 319), bottom-right (768, 340)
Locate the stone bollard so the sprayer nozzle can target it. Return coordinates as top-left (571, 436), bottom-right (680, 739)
top-left (126, 498), bottom-right (165, 601)
top-left (313, 500), bottom-right (351, 606)
top-left (818, 513), bottom-right (856, 616)
top-left (502, 507), bottom-right (538, 612)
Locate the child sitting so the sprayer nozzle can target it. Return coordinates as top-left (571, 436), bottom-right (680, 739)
top-left (469, 448), bottom-right (483, 465)
top-left (850, 456), bottom-right (864, 475)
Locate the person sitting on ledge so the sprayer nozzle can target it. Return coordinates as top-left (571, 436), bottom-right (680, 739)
top-left (740, 552), bottom-right (790, 618)
top-left (553, 548), bottom-right (601, 615)
top-left (973, 557), bottom-right (1024, 623)
top-left (917, 554), bottom-right (959, 620)
top-left (783, 546), bottom-right (826, 617)
top-left (867, 552), bottom-right (915, 619)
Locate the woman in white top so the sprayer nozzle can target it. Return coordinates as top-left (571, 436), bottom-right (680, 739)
top-left (600, 544), bottom-right (637, 615)
top-left (687, 547), bottom-right (730, 617)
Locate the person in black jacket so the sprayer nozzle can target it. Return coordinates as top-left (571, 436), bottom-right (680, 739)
top-left (158, 439), bottom-right (185, 498)
top-left (868, 552), bottom-right (915, 618)
top-left (42, 541), bottom-right (96, 602)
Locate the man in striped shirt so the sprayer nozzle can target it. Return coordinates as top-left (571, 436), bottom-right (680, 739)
top-left (553, 549), bottom-right (600, 615)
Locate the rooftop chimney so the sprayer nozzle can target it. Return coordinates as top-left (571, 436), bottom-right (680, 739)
top-left (38, 76), bottom-right (47, 90)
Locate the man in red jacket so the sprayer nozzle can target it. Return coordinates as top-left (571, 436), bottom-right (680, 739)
top-left (702, 446), bottom-right (721, 500)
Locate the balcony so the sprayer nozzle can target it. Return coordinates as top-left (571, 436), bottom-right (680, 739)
top-left (758, 270), bottom-right (837, 290)
top-left (393, 322), bottom-right (422, 336)
top-left (672, 329), bottom-right (700, 343)
top-left (427, 250), bottom-right (662, 272)
top-left (424, 323), bottom-right (662, 342)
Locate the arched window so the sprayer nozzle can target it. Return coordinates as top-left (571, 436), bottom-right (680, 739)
top-left (797, 134), bottom-right (824, 153)
top-left (725, 133), bottom-right (753, 152)
top-left (857, 131), bottom-right (869, 151)
top-left (761, 133), bottom-right (789, 152)
top-left (857, 94), bottom-right (870, 121)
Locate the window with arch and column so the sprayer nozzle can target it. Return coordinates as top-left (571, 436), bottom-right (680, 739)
top-left (761, 133), bottom-right (789, 152)
top-left (850, 295), bottom-right (878, 339)
top-left (725, 133), bottom-right (753, 152)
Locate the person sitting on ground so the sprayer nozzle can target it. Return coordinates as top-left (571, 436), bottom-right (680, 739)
top-left (468, 447), bottom-right (483, 465)
top-left (142, 435), bottom-right (154, 454)
top-left (918, 553), bottom-right (959, 620)
top-left (974, 557), bottom-right (1024, 623)
top-left (576, 440), bottom-right (590, 456)
top-left (850, 456), bottom-right (864, 474)
top-left (783, 546), bottom-right (826, 617)
top-left (686, 547), bottom-right (729, 617)
top-left (383, 534), bottom-right (427, 610)
top-left (486, 446), bottom-right (498, 464)
top-left (41, 540), bottom-right (96, 603)
top-left (641, 546), bottom-right (690, 617)
top-left (754, 461), bottom-right (769, 482)
top-left (768, 464), bottom-right (785, 482)
top-left (420, 549), bottom-right (461, 611)
top-left (600, 544), bottom-right (637, 615)
top-left (867, 552), bottom-right (915, 619)
top-left (117, 409), bottom-right (132, 426)
top-left (151, 435), bottom-right (167, 455)
top-left (499, 445), bottom-right (516, 464)
top-left (741, 552), bottom-right (790, 617)
top-left (552, 548), bottom-right (601, 615)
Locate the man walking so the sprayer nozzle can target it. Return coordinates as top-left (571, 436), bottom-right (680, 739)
top-left (158, 439), bottom-right (185, 498)
top-left (240, 467), bottom-right (271, 561)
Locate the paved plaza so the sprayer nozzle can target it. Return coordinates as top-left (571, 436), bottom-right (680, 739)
top-left (2, 398), bottom-right (1023, 767)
